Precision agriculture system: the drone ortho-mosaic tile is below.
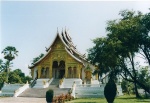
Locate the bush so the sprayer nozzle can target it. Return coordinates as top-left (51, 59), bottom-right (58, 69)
top-left (104, 79), bottom-right (117, 103)
top-left (46, 89), bottom-right (54, 103)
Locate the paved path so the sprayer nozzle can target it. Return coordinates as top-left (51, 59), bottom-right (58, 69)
top-left (0, 97), bottom-right (46, 103)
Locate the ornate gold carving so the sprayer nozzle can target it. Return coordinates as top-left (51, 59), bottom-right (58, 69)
top-left (33, 36), bottom-right (84, 79)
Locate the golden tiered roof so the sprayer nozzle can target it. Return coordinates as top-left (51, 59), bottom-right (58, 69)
top-left (29, 29), bottom-right (87, 69)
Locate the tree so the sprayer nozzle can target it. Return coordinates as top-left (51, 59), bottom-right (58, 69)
top-left (88, 9), bottom-right (150, 98)
top-left (1, 46), bottom-right (18, 82)
top-left (88, 38), bottom-right (110, 78)
top-left (137, 66), bottom-right (150, 90)
top-left (138, 11), bottom-right (150, 65)
top-left (8, 71), bottom-right (22, 84)
top-left (106, 10), bottom-right (150, 97)
top-left (10, 69), bottom-right (32, 84)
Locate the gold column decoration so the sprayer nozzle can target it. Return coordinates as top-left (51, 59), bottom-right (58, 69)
top-left (38, 66), bottom-right (41, 79)
top-left (77, 64), bottom-right (81, 78)
top-left (50, 65), bottom-right (52, 78)
top-left (50, 65), bottom-right (53, 78)
top-left (50, 59), bottom-right (52, 78)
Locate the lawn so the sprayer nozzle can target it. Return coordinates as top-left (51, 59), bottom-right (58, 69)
top-left (67, 95), bottom-right (150, 103)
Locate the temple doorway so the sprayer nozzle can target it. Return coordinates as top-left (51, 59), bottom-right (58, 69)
top-left (52, 60), bottom-right (65, 79)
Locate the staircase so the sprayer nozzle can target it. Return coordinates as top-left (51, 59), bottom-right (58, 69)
top-left (62, 78), bottom-right (82, 88)
top-left (18, 79), bottom-right (70, 98)
top-left (50, 79), bottom-right (59, 85)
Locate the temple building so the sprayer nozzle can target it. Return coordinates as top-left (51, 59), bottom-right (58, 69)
top-left (0, 30), bottom-right (123, 98)
top-left (29, 30), bottom-right (98, 84)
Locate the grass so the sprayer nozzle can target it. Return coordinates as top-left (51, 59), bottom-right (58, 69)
top-left (66, 95), bottom-right (150, 103)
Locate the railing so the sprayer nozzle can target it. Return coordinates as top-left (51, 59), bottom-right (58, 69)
top-left (14, 83), bottom-right (29, 97)
top-left (44, 78), bottom-right (53, 88)
top-left (59, 78), bottom-right (64, 88)
top-left (30, 77), bottom-right (37, 88)
top-left (1, 83), bottom-right (24, 97)
top-left (76, 84), bottom-right (105, 87)
top-left (70, 82), bottom-right (76, 98)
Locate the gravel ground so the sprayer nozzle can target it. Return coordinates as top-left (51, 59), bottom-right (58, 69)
top-left (0, 97), bottom-right (46, 103)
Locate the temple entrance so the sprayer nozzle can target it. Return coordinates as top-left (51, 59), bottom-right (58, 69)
top-left (59, 70), bottom-right (65, 78)
top-left (52, 60), bottom-right (65, 79)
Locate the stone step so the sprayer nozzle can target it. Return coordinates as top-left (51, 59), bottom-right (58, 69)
top-left (18, 85), bottom-right (70, 98)
top-left (50, 79), bottom-right (59, 85)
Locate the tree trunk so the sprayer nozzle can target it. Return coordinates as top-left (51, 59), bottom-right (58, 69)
top-left (6, 61), bottom-right (10, 83)
top-left (134, 81), bottom-right (140, 98)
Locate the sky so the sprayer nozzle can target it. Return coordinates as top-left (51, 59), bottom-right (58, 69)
top-left (0, 1), bottom-right (150, 76)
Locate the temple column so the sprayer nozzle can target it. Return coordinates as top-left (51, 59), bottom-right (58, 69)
top-left (49, 64), bottom-right (52, 78)
top-left (50, 56), bottom-right (53, 78)
top-left (65, 64), bottom-right (68, 78)
top-left (38, 66), bottom-right (41, 79)
top-left (31, 69), bottom-right (34, 79)
top-left (77, 65), bottom-right (81, 78)
top-left (80, 68), bottom-right (82, 79)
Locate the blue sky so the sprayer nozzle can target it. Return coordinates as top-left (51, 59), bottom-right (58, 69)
top-left (1, 1), bottom-right (150, 76)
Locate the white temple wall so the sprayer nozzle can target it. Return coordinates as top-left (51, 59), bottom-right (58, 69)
top-left (33, 67), bottom-right (38, 79)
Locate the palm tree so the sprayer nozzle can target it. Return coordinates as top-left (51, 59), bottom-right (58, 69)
top-left (1, 46), bottom-right (18, 83)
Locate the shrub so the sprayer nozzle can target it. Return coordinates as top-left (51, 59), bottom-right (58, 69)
top-left (46, 89), bottom-right (54, 103)
top-left (104, 79), bottom-right (117, 103)
top-left (52, 93), bottom-right (74, 102)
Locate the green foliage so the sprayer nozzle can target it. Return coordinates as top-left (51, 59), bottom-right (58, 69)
top-left (46, 89), bottom-right (54, 102)
top-left (1, 46), bottom-right (18, 83)
top-left (137, 66), bottom-right (150, 88)
top-left (8, 71), bottom-right (22, 84)
top-left (121, 79), bottom-right (134, 93)
top-left (0, 68), bottom-right (32, 86)
top-left (104, 79), bottom-right (117, 103)
top-left (22, 76), bottom-right (32, 84)
top-left (1, 46), bottom-right (31, 85)
top-left (32, 53), bottom-right (44, 64)
top-left (88, 9), bottom-right (150, 95)
top-left (0, 72), bottom-right (6, 90)
top-left (2, 46), bottom-right (18, 61)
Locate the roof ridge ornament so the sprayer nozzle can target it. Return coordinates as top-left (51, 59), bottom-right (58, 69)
top-left (65, 26), bottom-right (66, 33)
top-left (57, 27), bottom-right (60, 35)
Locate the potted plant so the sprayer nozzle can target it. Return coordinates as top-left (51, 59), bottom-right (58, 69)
top-left (46, 89), bottom-right (54, 103)
top-left (104, 79), bottom-right (117, 103)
